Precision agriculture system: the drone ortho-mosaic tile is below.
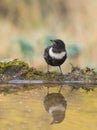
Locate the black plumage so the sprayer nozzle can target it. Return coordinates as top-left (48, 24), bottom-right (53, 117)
top-left (44, 92), bottom-right (67, 124)
top-left (43, 39), bottom-right (67, 74)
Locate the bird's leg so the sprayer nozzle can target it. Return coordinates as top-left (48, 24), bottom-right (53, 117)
top-left (59, 66), bottom-right (63, 75)
top-left (47, 64), bottom-right (50, 74)
top-left (47, 86), bottom-right (49, 94)
top-left (58, 85), bottom-right (63, 93)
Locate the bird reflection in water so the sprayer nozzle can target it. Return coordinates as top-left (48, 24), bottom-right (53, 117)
top-left (43, 86), bottom-right (67, 124)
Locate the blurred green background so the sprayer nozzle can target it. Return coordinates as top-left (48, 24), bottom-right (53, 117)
top-left (0, 0), bottom-right (97, 71)
top-left (0, 1), bottom-right (97, 130)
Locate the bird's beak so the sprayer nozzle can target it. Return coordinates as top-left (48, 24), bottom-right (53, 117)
top-left (50, 40), bottom-right (56, 45)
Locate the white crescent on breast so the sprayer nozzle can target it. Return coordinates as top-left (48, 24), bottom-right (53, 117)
top-left (49, 104), bottom-right (66, 114)
top-left (49, 47), bottom-right (66, 59)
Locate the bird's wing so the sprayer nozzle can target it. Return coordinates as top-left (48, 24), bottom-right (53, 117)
top-left (43, 46), bottom-right (51, 58)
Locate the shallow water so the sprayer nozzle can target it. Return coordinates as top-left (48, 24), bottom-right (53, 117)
top-left (0, 84), bottom-right (97, 130)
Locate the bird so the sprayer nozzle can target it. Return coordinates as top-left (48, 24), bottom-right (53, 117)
top-left (43, 92), bottom-right (67, 124)
top-left (43, 39), bottom-right (67, 75)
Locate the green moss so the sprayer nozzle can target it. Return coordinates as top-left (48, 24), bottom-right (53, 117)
top-left (22, 69), bottom-right (60, 80)
top-left (0, 59), bottom-right (96, 81)
top-left (0, 59), bottom-right (97, 94)
top-left (0, 59), bottom-right (29, 81)
top-left (0, 59), bottom-right (97, 82)
top-left (0, 59), bottom-right (29, 69)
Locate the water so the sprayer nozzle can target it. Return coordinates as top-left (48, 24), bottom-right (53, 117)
top-left (0, 84), bottom-right (97, 130)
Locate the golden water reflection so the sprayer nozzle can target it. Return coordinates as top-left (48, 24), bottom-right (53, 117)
top-left (0, 85), bottom-right (97, 130)
top-left (44, 92), bottom-right (67, 124)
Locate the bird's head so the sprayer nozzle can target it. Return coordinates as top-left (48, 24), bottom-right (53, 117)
top-left (50, 39), bottom-right (66, 52)
top-left (50, 110), bottom-right (65, 124)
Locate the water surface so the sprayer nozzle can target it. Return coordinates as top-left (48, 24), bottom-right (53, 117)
top-left (0, 84), bottom-right (97, 130)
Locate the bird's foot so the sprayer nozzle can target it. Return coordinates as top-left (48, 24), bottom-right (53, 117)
top-left (59, 73), bottom-right (64, 80)
top-left (46, 71), bottom-right (50, 75)
top-left (59, 72), bottom-right (64, 76)
top-left (58, 85), bottom-right (63, 93)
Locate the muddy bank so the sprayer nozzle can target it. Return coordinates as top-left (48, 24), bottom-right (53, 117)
top-left (0, 59), bottom-right (96, 81)
top-left (0, 59), bottom-right (97, 93)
